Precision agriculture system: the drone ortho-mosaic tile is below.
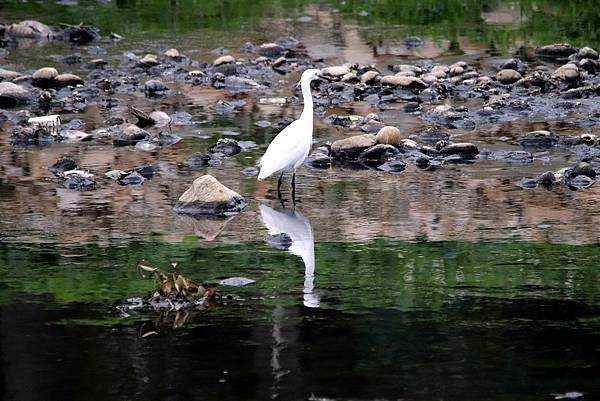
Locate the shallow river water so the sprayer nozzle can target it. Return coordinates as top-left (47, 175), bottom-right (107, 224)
top-left (1, 1), bottom-right (600, 400)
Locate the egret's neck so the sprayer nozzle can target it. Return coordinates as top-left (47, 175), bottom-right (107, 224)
top-left (299, 80), bottom-right (313, 121)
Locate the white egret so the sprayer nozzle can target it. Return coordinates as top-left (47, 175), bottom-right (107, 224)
top-left (257, 68), bottom-right (324, 196)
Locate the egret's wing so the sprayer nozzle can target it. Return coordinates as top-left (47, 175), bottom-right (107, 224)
top-left (258, 119), bottom-right (309, 178)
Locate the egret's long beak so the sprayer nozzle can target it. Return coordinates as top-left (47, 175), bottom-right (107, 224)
top-left (296, 81), bottom-right (301, 89)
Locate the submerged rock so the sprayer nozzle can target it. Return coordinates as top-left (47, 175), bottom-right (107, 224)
top-left (49, 158), bottom-right (78, 176)
top-left (516, 130), bottom-right (558, 148)
top-left (173, 175), bottom-right (247, 216)
top-left (208, 138), bottom-right (242, 156)
top-left (184, 152), bottom-right (212, 168)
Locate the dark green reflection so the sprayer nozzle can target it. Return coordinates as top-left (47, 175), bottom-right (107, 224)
top-left (0, 239), bottom-right (598, 316)
top-left (1, 0), bottom-right (599, 49)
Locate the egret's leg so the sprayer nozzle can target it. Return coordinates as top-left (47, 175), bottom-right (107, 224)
top-left (277, 172), bottom-right (284, 192)
top-left (291, 170), bottom-right (296, 206)
top-left (168, 122), bottom-right (172, 134)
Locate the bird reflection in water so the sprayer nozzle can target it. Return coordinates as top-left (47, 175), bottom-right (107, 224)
top-left (259, 204), bottom-right (319, 308)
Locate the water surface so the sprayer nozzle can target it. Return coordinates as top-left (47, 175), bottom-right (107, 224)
top-left (1, 1), bottom-right (600, 400)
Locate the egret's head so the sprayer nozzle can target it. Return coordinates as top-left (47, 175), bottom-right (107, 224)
top-left (297, 68), bottom-right (325, 88)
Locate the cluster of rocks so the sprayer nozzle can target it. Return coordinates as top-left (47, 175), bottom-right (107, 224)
top-left (306, 125), bottom-right (479, 172)
top-left (519, 162), bottom-right (597, 191)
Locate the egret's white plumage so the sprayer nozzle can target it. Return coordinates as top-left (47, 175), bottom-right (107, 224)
top-left (257, 69), bottom-right (321, 181)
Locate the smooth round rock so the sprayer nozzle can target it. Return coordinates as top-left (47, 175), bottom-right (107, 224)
top-left (496, 69), bottom-right (522, 84)
top-left (375, 126), bottom-right (402, 145)
top-left (578, 46), bottom-right (599, 60)
top-left (55, 73), bottom-right (84, 87)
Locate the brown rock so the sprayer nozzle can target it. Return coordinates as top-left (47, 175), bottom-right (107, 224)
top-left (55, 73), bottom-right (84, 87)
top-left (321, 65), bottom-right (350, 77)
top-left (331, 134), bottom-right (377, 158)
top-left (496, 69), bottom-right (522, 84)
top-left (214, 55), bottom-right (235, 66)
top-left (553, 63), bottom-right (579, 82)
top-left (375, 126), bottom-right (402, 145)
top-left (360, 70), bottom-right (379, 84)
top-left (380, 75), bottom-right (427, 89)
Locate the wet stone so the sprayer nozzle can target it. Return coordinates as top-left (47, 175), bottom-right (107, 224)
top-left (0, 82), bottom-right (31, 107)
top-left (144, 79), bottom-right (168, 94)
top-left (479, 150), bottom-right (533, 164)
top-left (418, 127), bottom-right (450, 144)
top-left (49, 158), bottom-right (78, 177)
top-left (578, 46), bottom-right (599, 60)
top-left (566, 175), bottom-right (595, 190)
top-left (375, 126), bottom-right (402, 145)
top-left (157, 132), bottom-right (182, 146)
top-left (208, 138), bottom-right (242, 156)
top-left (117, 171), bottom-right (145, 186)
top-left (359, 144), bottom-right (399, 166)
top-left (266, 233), bottom-right (293, 249)
top-left (496, 69), bottom-right (522, 85)
top-left (113, 125), bottom-right (149, 146)
top-left (135, 141), bottom-right (158, 152)
top-left (331, 134), bottom-right (377, 159)
top-left (378, 158), bottom-right (407, 173)
top-left (255, 43), bottom-right (285, 58)
top-left (439, 143), bottom-right (479, 159)
top-left (64, 174), bottom-right (96, 191)
top-left (213, 99), bottom-right (246, 114)
top-left (241, 167), bottom-right (259, 177)
top-left (516, 130), bottom-right (558, 148)
top-left (184, 152), bottom-right (212, 168)
top-left (499, 58), bottom-right (528, 74)
top-left (535, 43), bottom-right (578, 60)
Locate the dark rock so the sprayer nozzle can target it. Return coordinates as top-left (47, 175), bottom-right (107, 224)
top-left (418, 127), bottom-right (450, 144)
top-left (305, 154), bottom-right (332, 169)
top-left (518, 178), bottom-right (539, 189)
top-left (439, 143), bottom-right (479, 159)
top-left (402, 36), bottom-right (423, 48)
top-left (144, 79), bottom-right (168, 94)
top-left (171, 112), bottom-right (193, 125)
top-left (60, 24), bottom-right (100, 44)
top-left (565, 175), bottom-right (595, 190)
top-left (266, 233), bottom-right (293, 249)
top-left (255, 43), bottom-right (285, 58)
top-left (516, 130), bottom-right (558, 148)
top-left (537, 171), bottom-right (557, 187)
top-left (378, 158), bottom-right (407, 173)
top-left (479, 150), bottom-right (533, 164)
top-left (535, 43), bottom-right (578, 60)
top-left (173, 175), bottom-right (247, 216)
top-left (157, 132), bottom-right (182, 146)
top-left (9, 127), bottom-right (54, 146)
top-left (208, 138), bottom-right (242, 156)
top-left (64, 174), bottom-right (95, 191)
top-left (212, 99), bottom-right (246, 114)
top-left (358, 144), bottom-right (400, 165)
top-left (567, 162), bottom-right (597, 179)
top-left (117, 171), bottom-right (145, 186)
top-left (499, 58), bottom-right (528, 74)
top-left (184, 152), bottom-right (212, 168)
top-left (49, 158), bottom-right (78, 176)
top-left (133, 165), bottom-right (155, 179)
